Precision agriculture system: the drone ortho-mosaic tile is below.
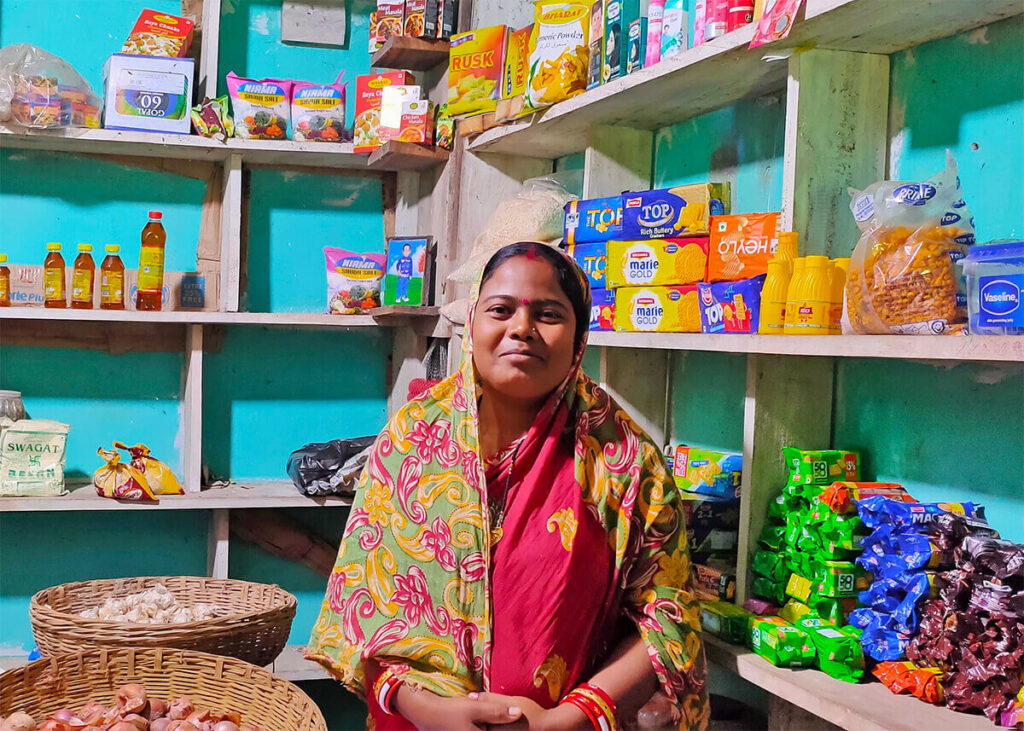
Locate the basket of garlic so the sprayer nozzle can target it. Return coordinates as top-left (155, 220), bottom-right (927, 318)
top-left (0, 647), bottom-right (326, 730)
top-left (30, 578), bottom-right (296, 668)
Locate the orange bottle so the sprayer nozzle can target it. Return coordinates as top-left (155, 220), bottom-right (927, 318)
top-left (101, 245), bottom-right (126, 310)
top-left (830, 257), bottom-right (850, 334)
top-left (793, 255), bottom-right (831, 334)
top-left (137, 211), bottom-right (166, 311)
top-left (0, 254), bottom-right (10, 307)
top-left (776, 231), bottom-right (798, 262)
top-left (783, 257), bottom-right (806, 333)
top-left (44, 242), bottom-right (66, 308)
top-left (71, 243), bottom-right (96, 309)
top-left (758, 258), bottom-right (792, 334)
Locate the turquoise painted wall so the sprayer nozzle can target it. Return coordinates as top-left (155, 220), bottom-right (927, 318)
top-left (670, 352), bottom-right (745, 451)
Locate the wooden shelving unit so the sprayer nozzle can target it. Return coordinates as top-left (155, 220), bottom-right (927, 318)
top-left (0, 306), bottom-right (439, 328)
top-left (368, 140), bottom-right (450, 171)
top-left (370, 35), bottom-right (451, 70)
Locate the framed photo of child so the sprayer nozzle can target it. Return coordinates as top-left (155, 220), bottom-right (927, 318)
top-left (383, 236), bottom-right (433, 306)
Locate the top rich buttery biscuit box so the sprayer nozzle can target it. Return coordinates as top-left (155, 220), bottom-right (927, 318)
top-left (621, 183), bottom-right (730, 239)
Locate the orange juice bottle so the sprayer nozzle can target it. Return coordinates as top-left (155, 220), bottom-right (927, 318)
top-left (758, 258), bottom-right (792, 334)
top-left (829, 257), bottom-right (850, 334)
top-left (0, 254), bottom-right (10, 307)
top-left (44, 242), bottom-right (66, 308)
top-left (101, 245), bottom-right (126, 310)
top-left (783, 257), bottom-right (806, 333)
top-left (71, 243), bottom-right (95, 309)
top-left (776, 231), bottom-right (798, 262)
top-left (137, 211), bottom-right (166, 311)
top-left (795, 255), bottom-right (831, 334)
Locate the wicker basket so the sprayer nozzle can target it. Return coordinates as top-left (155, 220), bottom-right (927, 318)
top-left (0, 647), bottom-right (327, 730)
top-left (30, 577), bottom-right (297, 667)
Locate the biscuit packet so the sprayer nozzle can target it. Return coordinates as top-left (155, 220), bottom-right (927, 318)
top-left (523, 1), bottom-right (590, 115)
top-left (115, 441), bottom-right (184, 495)
top-left (607, 238), bottom-right (708, 287)
top-left (748, 617), bottom-right (816, 667)
top-left (783, 447), bottom-right (860, 486)
top-left (700, 601), bottom-right (753, 644)
top-left (94, 447), bottom-right (157, 502)
top-left (798, 617), bottom-right (865, 683)
top-left (706, 213), bottom-right (779, 282)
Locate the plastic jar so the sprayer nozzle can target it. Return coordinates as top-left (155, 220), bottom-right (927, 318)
top-left (963, 240), bottom-right (1024, 335)
top-left (0, 390), bottom-right (25, 421)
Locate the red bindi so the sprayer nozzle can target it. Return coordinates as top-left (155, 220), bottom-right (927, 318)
top-left (526, 245), bottom-right (537, 260)
top-left (521, 298), bottom-right (530, 306)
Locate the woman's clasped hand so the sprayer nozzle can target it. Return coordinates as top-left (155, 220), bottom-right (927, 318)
top-left (394, 687), bottom-right (589, 731)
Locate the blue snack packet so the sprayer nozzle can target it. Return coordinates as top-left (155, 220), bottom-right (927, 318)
top-left (857, 497), bottom-right (981, 531)
top-left (565, 197), bottom-right (623, 245)
top-left (569, 242), bottom-right (608, 289)
top-left (698, 274), bottom-right (766, 334)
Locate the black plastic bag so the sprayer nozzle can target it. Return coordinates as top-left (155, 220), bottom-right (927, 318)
top-left (287, 436), bottom-right (376, 496)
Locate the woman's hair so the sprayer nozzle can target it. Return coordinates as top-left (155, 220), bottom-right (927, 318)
top-left (480, 242), bottom-right (590, 350)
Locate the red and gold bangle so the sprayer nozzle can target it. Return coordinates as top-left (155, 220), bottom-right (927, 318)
top-left (562, 683), bottom-right (618, 731)
top-left (372, 668), bottom-right (404, 716)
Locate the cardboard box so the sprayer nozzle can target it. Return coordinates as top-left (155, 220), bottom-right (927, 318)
top-left (604, 0), bottom-right (638, 82)
top-left (374, 0), bottom-right (406, 44)
top-left (448, 25), bottom-right (508, 116)
top-left (380, 99), bottom-right (435, 144)
top-left (404, 0), bottom-right (427, 36)
top-left (354, 71), bottom-right (415, 153)
top-left (121, 9), bottom-right (195, 57)
top-left (614, 285), bottom-right (700, 331)
top-left (569, 242), bottom-right (608, 290)
top-left (502, 25), bottom-right (531, 99)
top-left (606, 237), bottom-right (708, 287)
top-left (587, 0), bottom-right (605, 89)
top-left (627, 17), bottom-right (646, 73)
top-left (380, 84), bottom-right (422, 129)
top-left (370, 11), bottom-right (382, 50)
top-left (435, 104), bottom-right (454, 149)
top-left (590, 288), bottom-right (616, 330)
top-left (103, 54), bottom-right (194, 134)
top-left (440, 0), bottom-right (459, 39)
top-left (673, 445), bottom-right (742, 498)
top-left (621, 183), bottom-right (730, 239)
top-left (564, 195), bottom-right (623, 245)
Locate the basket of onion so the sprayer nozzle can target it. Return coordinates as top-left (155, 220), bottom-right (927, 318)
top-left (0, 647), bottom-right (326, 730)
top-left (30, 577), bottom-right (296, 668)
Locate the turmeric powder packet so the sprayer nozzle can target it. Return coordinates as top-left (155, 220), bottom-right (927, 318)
top-left (523, 1), bottom-right (590, 115)
top-left (94, 447), bottom-right (157, 502)
top-left (115, 441), bottom-right (184, 495)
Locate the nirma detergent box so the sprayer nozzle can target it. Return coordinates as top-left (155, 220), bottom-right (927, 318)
top-left (606, 237), bottom-right (707, 287)
top-left (614, 285), bottom-right (700, 332)
top-left (564, 196), bottom-right (623, 245)
top-left (698, 274), bottom-right (766, 334)
top-left (621, 183), bottom-right (729, 239)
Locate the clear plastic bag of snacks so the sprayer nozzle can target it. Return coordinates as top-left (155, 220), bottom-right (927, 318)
top-left (0, 43), bottom-right (102, 128)
top-left (844, 151), bottom-right (975, 334)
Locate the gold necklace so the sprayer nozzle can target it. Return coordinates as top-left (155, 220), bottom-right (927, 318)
top-left (487, 441), bottom-right (521, 546)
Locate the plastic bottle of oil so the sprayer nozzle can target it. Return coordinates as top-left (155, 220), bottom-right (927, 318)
top-left (44, 242), bottom-right (66, 308)
top-left (137, 211), bottom-right (166, 311)
top-left (0, 254), bottom-right (10, 307)
top-left (101, 245), bottom-right (126, 310)
top-left (71, 243), bottom-right (95, 309)
top-left (776, 231), bottom-right (798, 262)
top-left (783, 257), bottom-right (806, 333)
top-left (758, 258), bottom-right (792, 334)
top-left (829, 257), bottom-right (851, 334)
top-left (794, 255), bottom-right (832, 334)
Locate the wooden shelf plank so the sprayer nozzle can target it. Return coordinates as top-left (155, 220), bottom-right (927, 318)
top-left (703, 635), bottom-right (993, 731)
top-left (371, 36), bottom-right (450, 70)
top-left (469, 0), bottom-right (1023, 158)
top-left (585, 332), bottom-right (1024, 363)
top-left (0, 307), bottom-right (439, 328)
top-left (368, 141), bottom-right (450, 171)
top-left (0, 481), bottom-right (353, 512)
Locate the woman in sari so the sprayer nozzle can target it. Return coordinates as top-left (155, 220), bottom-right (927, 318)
top-left (308, 243), bottom-right (709, 730)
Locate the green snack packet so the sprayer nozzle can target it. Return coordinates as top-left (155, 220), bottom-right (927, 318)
top-left (778, 599), bottom-right (813, 625)
top-left (783, 447), bottom-right (860, 486)
top-left (752, 576), bottom-right (787, 605)
top-left (816, 512), bottom-right (866, 557)
top-left (796, 525), bottom-right (823, 555)
top-left (748, 617), bottom-right (816, 667)
top-left (752, 550), bottom-right (788, 582)
top-left (767, 494), bottom-right (787, 520)
top-left (784, 548), bottom-right (815, 581)
top-left (798, 619), bottom-right (864, 682)
top-left (758, 523), bottom-right (786, 551)
top-left (814, 561), bottom-right (868, 598)
top-left (700, 601), bottom-right (754, 644)
top-left (807, 595), bottom-right (857, 626)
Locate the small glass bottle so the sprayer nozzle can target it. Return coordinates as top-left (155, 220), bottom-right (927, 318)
top-left (44, 242), bottom-right (66, 308)
top-left (101, 245), bottom-right (126, 310)
top-left (71, 243), bottom-right (96, 309)
top-left (137, 210), bottom-right (166, 311)
top-left (0, 254), bottom-right (10, 307)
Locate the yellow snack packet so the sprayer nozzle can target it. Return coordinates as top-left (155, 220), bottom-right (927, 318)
top-left (523, 0), bottom-right (589, 115)
top-left (94, 447), bottom-right (157, 502)
top-left (613, 285), bottom-right (700, 332)
top-left (115, 441), bottom-right (184, 495)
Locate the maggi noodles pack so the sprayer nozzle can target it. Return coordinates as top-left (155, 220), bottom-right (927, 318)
top-left (614, 285), bottom-right (699, 332)
top-left (621, 184), bottom-right (730, 239)
top-left (524, 2), bottom-right (589, 115)
top-left (706, 212), bottom-right (780, 282)
top-left (569, 242), bottom-right (608, 289)
top-left (606, 238), bottom-right (708, 287)
top-left (672, 446), bottom-right (741, 498)
top-left (564, 196), bottom-right (623, 244)
top-left (697, 274), bottom-right (766, 334)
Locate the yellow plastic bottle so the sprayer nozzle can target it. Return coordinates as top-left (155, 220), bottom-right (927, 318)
top-left (758, 258), bottom-right (792, 334)
top-left (0, 254), bottom-right (9, 307)
top-left (776, 231), bottom-right (798, 262)
top-left (71, 243), bottom-right (95, 309)
top-left (830, 257), bottom-right (851, 334)
top-left (783, 257), bottom-right (807, 333)
top-left (794, 255), bottom-right (831, 334)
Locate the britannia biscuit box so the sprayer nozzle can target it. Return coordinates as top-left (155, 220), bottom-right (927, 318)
top-left (613, 285), bottom-right (700, 332)
top-left (564, 195), bottom-right (623, 244)
top-left (590, 288), bottom-right (615, 330)
top-left (621, 183), bottom-right (730, 239)
top-left (569, 242), bottom-right (608, 290)
top-left (606, 237), bottom-right (708, 288)
top-left (697, 274), bottom-right (766, 334)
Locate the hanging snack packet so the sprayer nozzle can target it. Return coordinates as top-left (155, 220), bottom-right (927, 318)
top-left (699, 601), bottom-right (753, 644)
top-left (798, 618), bottom-right (864, 683)
top-left (226, 72), bottom-right (292, 139)
top-left (114, 441), bottom-right (184, 495)
top-left (748, 617), bottom-right (816, 667)
top-left (191, 96), bottom-right (234, 140)
top-left (94, 447), bottom-right (157, 502)
top-left (291, 74), bottom-right (347, 142)
top-left (873, 662), bottom-right (944, 704)
top-left (784, 447), bottom-right (860, 486)
top-left (523, 1), bottom-right (589, 115)
top-left (817, 481), bottom-right (913, 514)
top-left (325, 248), bottom-right (386, 314)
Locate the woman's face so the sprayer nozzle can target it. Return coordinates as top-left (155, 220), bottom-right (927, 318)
top-left (471, 256), bottom-right (578, 404)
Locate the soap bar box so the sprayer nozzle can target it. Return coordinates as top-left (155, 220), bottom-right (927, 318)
top-left (103, 54), bottom-right (194, 134)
